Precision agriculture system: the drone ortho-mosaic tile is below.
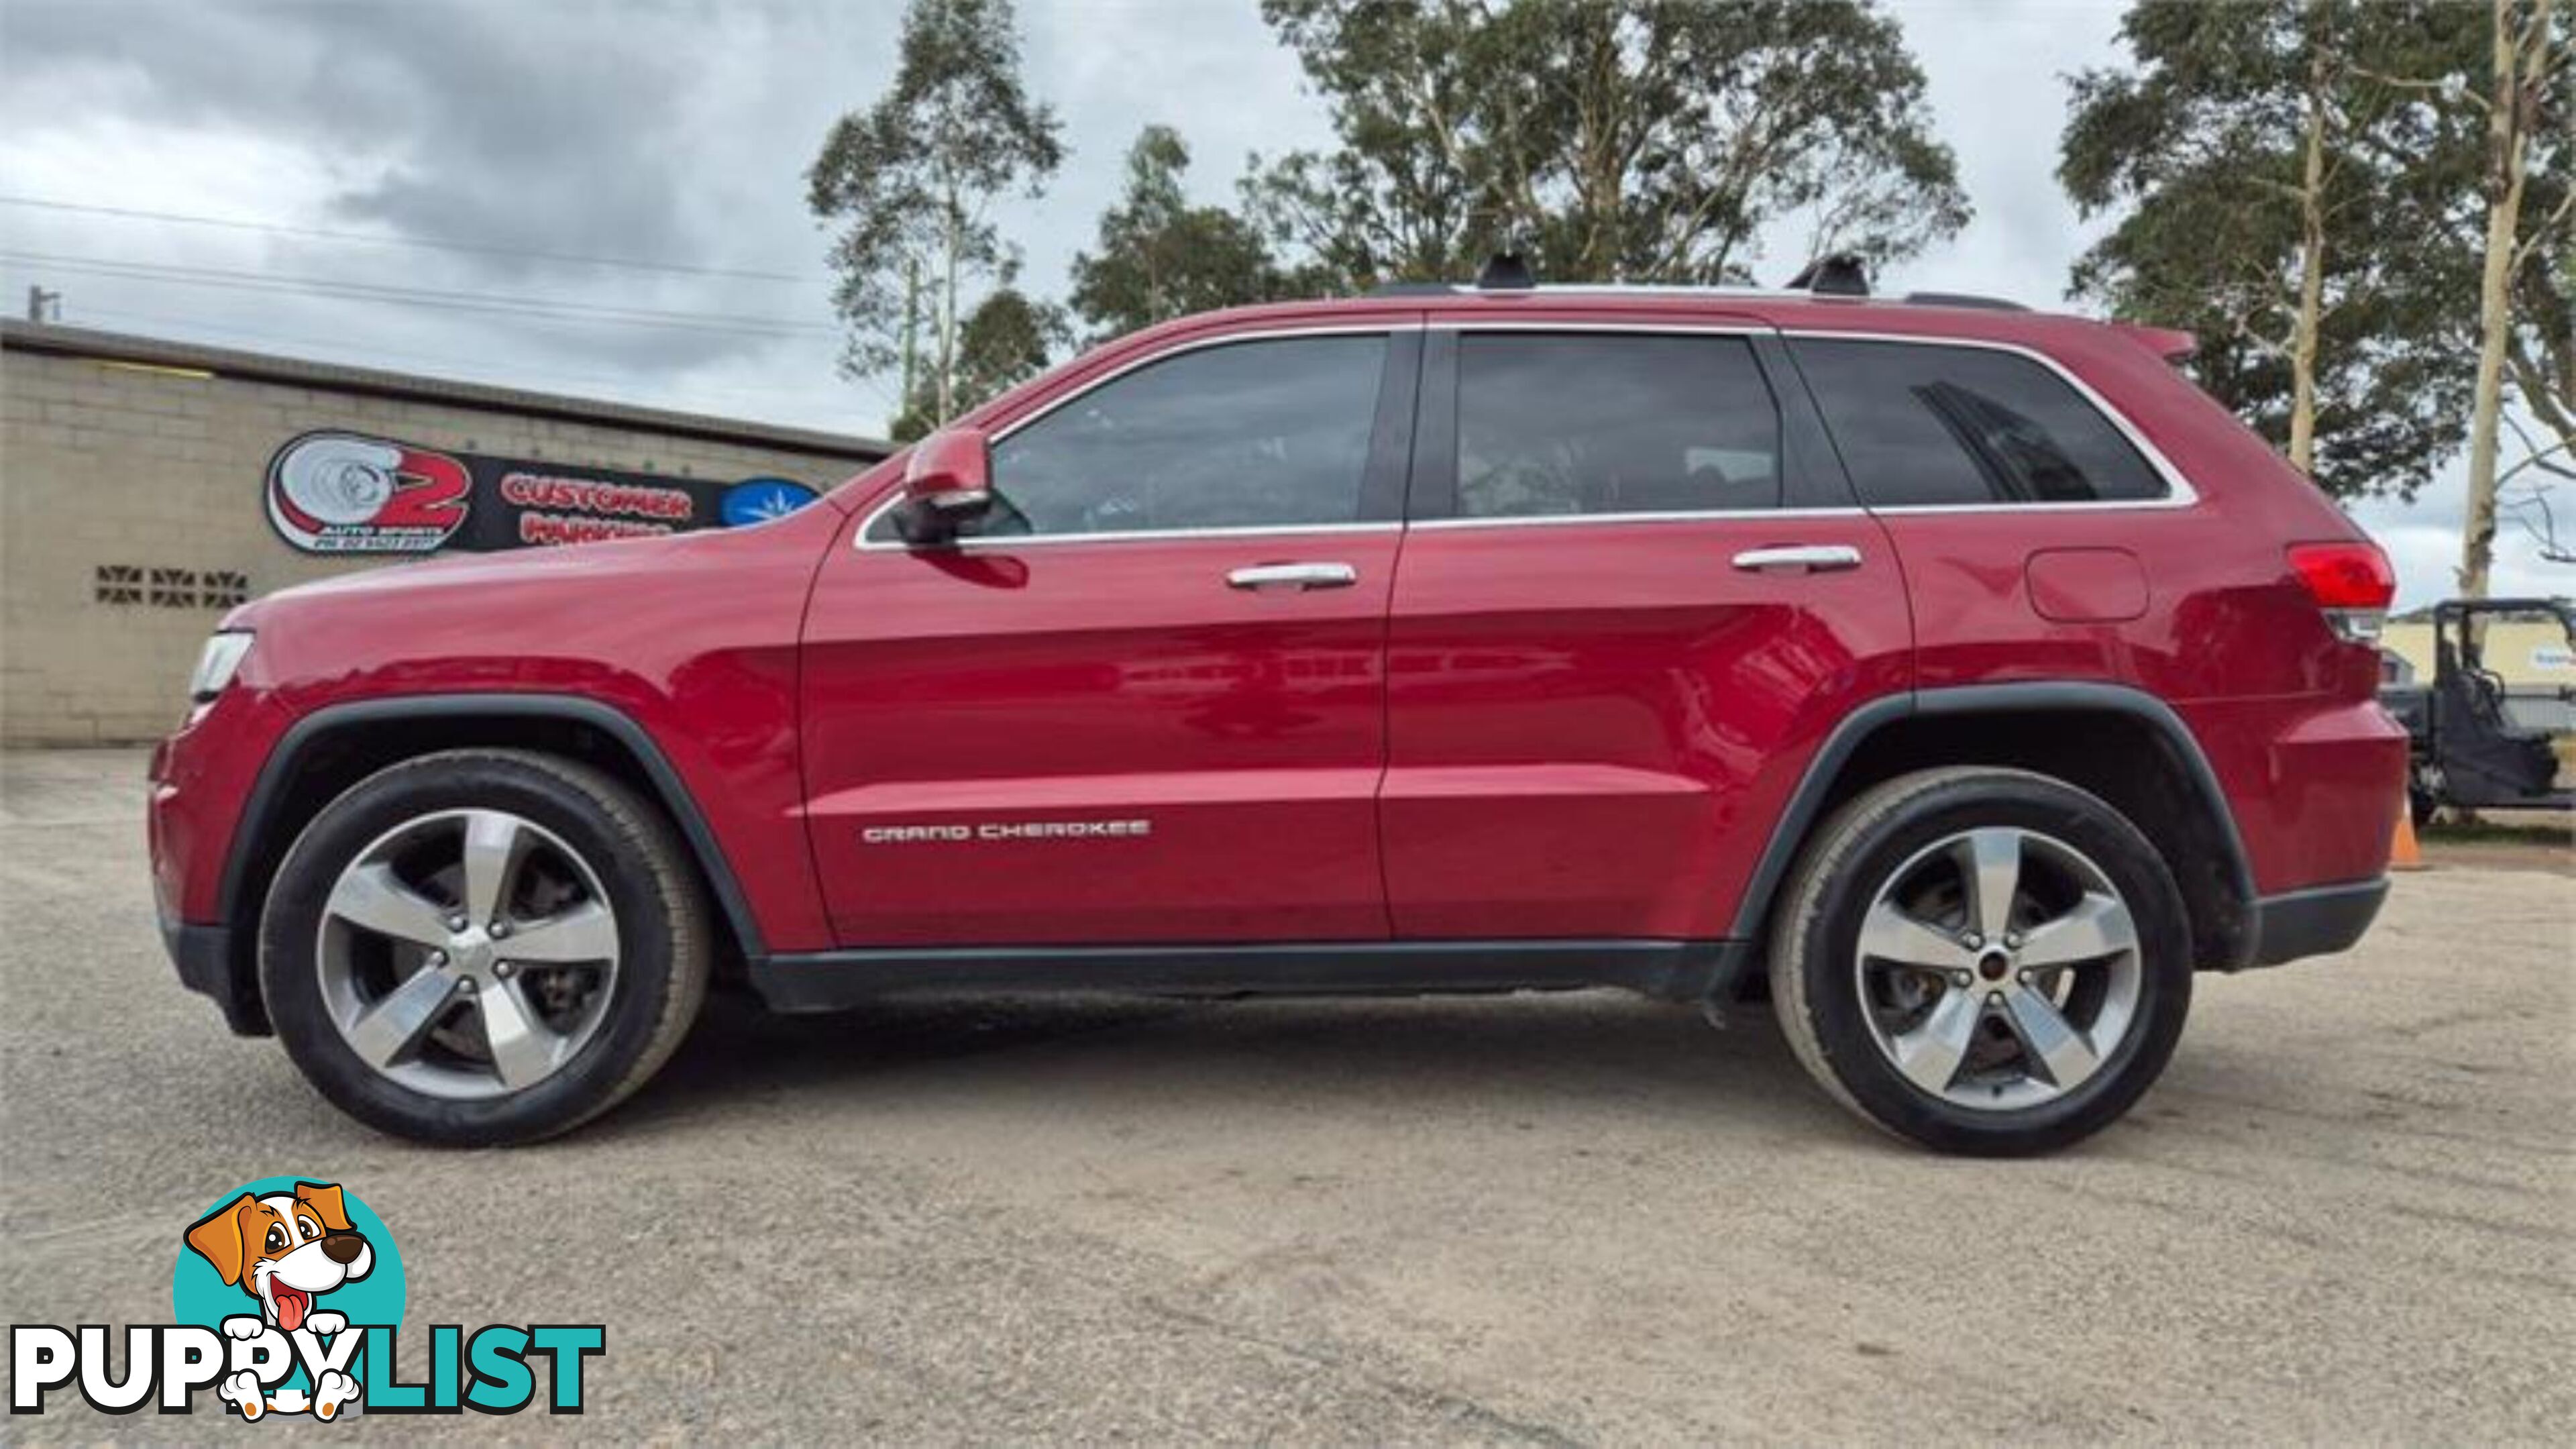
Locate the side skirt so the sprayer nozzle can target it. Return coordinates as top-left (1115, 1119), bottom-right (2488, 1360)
top-left (749, 938), bottom-right (1750, 1014)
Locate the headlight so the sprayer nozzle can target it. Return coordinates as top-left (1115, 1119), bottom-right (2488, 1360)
top-left (189, 631), bottom-right (254, 703)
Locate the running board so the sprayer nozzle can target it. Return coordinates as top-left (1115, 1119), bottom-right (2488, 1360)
top-left (749, 938), bottom-right (1748, 1013)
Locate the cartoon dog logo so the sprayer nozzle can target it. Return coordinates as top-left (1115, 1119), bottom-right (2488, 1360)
top-left (184, 1182), bottom-right (371, 1420)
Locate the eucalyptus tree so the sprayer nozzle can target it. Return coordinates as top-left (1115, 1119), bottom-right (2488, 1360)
top-left (2063, 1), bottom-right (2465, 499)
top-left (1071, 125), bottom-right (1305, 341)
top-left (2063, 0), bottom-right (2569, 535)
top-left (808, 0), bottom-right (1062, 429)
top-left (1244, 0), bottom-right (1969, 289)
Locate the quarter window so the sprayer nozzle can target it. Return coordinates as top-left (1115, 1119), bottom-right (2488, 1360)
top-left (1793, 339), bottom-right (2169, 506)
top-left (883, 333), bottom-right (1389, 542)
top-left (1454, 334), bottom-right (1782, 518)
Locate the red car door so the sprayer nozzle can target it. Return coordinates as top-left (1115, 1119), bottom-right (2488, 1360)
top-left (800, 326), bottom-right (1418, 947)
top-left (1381, 320), bottom-right (1913, 941)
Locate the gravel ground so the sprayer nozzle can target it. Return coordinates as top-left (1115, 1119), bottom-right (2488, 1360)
top-left (3, 747), bottom-right (2569, 1444)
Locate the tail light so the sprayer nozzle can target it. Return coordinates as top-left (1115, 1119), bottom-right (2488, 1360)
top-left (2286, 541), bottom-right (2396, 643)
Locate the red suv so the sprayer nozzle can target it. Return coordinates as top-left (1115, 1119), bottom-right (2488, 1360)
top-left (148, 274), bottom-right (2406, 1154)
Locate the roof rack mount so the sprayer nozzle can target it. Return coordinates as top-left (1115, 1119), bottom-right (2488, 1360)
top-left (1783, 254), bottom-right (1870, 297)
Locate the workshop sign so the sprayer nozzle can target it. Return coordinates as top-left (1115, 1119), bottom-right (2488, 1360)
top-left (264, 430), bottom-right (821, 555)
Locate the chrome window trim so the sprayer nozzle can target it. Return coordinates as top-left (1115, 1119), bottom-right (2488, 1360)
top-left (857, 317), bottom-right (2205, 549)
top-left (859, 519), bottom-right (1404, 552)
top-left (1430, 319), bottom-right (1766, 335)
top-left (1410, 506), bottom-right (1864, 532)
top-left (1413, 283), bottom-right (1819, 303)
top-left (1778, 329), bottom-right (2201, 513)
top-left (857, 323), bottom-right (1415, 552)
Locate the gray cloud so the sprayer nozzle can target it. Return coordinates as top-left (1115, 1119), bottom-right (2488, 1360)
top-left (0, 0), bottom-right (882, 398)
top-left (7, 1), bottom-right (730, 276)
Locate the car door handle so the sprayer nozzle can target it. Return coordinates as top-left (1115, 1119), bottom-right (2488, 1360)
top-left (1227, 562), bottom-right (1358, 591)
top-left (1731, 544), bottom-right (1864, 574)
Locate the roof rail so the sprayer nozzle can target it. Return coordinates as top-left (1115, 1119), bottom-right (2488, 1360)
top-left (1360, 254), bottom-right (2030, 314)
top-left (1901, 291), bottom-right (2030, 313)
top-left (1364, 280), bottom-right (1812, 301)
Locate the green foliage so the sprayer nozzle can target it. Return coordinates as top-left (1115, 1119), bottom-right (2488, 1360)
top-left (2062, 0), bottom-right (2569, 500)
top-left (890, 282), bottom-right (1073, 441)
top-left (955, 284), bottom-right (1071, 404)
top-left (1070, 126), bottom-right (1308, 341)
top-left (1244, 0), bottom-right (1970, 289)
top-left (807, 0), bottom-right (1063, 421)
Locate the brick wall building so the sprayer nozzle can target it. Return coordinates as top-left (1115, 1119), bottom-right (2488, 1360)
top-left (1, 321), bottom-right (886, 743)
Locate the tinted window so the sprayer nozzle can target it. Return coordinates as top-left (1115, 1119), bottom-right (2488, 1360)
top-left (896, 334), bottom-right (1387, 541)
top-left (1456, 334), bottom-right (1781, 518)
top-left (1794, 339), bottom-right (2169, 506)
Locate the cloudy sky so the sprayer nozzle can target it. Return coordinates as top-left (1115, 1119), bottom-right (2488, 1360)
top-left (1, 0), bottom-right (2564, 605)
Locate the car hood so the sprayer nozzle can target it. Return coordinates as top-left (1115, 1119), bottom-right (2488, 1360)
top-left (223, 508), bottom-right (843, 632)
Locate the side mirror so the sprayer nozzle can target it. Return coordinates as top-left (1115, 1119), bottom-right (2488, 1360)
top-left (902, 427), bottom-right (994, 519)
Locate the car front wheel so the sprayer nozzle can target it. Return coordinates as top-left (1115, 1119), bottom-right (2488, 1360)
top-left (1768, 767), bottom-right (2192, 1155)
top-left (258, 749), bottom-right (710, 1146)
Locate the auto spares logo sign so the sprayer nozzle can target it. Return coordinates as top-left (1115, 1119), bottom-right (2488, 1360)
top-left (267, 433), bottom-right (471, 553)
top-left (266, 430), bottom-right (822, 555)
top-left (10, 1177), bottom-right (603, 1421)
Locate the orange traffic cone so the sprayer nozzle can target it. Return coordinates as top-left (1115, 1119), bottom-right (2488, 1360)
top-left (2390, 800), bottom-right (2426, 871)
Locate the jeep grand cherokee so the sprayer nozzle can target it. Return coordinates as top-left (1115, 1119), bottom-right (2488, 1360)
top-left (149, 270), bottom-right (2406, 1153)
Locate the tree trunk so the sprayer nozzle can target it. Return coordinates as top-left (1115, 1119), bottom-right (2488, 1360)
top-left (936, 186), bottom-right (962, 424)
top-left (900, 256), bottom-right (921, 417)
top-left (2288, 44), bottom-right (2331, 475)
top-left (2459, 0), bottom-right (2544, 600)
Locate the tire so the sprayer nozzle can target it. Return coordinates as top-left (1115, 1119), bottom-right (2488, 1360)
top-left (1768, 767), bottom-right (2192, 1156)
top-left (258, 749), bottom-right (711, 1146)
top-left (2408, 765), bottom-right (2440, 828)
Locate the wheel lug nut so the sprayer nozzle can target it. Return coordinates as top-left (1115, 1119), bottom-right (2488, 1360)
top-left (1949, 971), bottom-right (1972, 988)
top-left (1986, 991), bottom-right (2004, 1006)
top-left (489, 920), bottom-right (511, 938)
top-left (494, 961), bottom-right (515, 979)
top-left (457, 978), bottom-right (476, 994)
top-left (426, 951), bottom-right (447, 967)
top-left (2004, 932), bottom-right (2023, 950)
top-left (1961, 932), bottom-right (1983, 950)
top-left (447, 914), bottom-right (467, 932)
top-left (2017, 970), bottom-right (2031, 985)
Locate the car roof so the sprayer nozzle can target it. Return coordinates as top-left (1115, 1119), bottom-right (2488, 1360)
top-left (938, 282), bottom-right (2197, 450)
top-left (1130, 287), bottom-right (2142, 354)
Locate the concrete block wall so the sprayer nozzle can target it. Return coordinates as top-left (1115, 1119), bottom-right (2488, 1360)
top-left (1, 348), bottom-right (877, 744)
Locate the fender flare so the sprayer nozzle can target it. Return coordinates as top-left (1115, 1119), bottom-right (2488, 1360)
top-left (1725, 682), bottom-right (2258, 961)
top-left (218, 693), bottom-right (766, 959)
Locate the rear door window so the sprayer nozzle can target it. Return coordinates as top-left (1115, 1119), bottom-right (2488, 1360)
top-left (1792, 338), bottom-right (2169, 506)
top-left (1454, 333), bottom-right (1782, 519)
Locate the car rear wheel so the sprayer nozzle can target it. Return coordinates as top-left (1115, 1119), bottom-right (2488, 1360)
top-left (1768, 767), bottom-right (2192, 1155)
top-left (259, 749), bottom-right (710, 1145)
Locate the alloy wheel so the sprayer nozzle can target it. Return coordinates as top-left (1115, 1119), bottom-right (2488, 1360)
top-left (1851, 825), bottom-right (2143, 1112)
top-left (314, 808), bottom-right (621, 1100)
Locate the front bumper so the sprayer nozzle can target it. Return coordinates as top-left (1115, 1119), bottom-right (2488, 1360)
top-left (2243, 877), bottom-right (2389, 969)
top-left (149, 686), bottom-right (292, 1038)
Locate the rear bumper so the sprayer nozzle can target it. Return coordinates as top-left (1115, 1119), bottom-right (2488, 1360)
top-left (2181, 696), bottom-right (2409, 897)
top-left (159, 914), bottom-right (265, 1035)
top-left (2243, 877), bottom-right (2388, 969)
